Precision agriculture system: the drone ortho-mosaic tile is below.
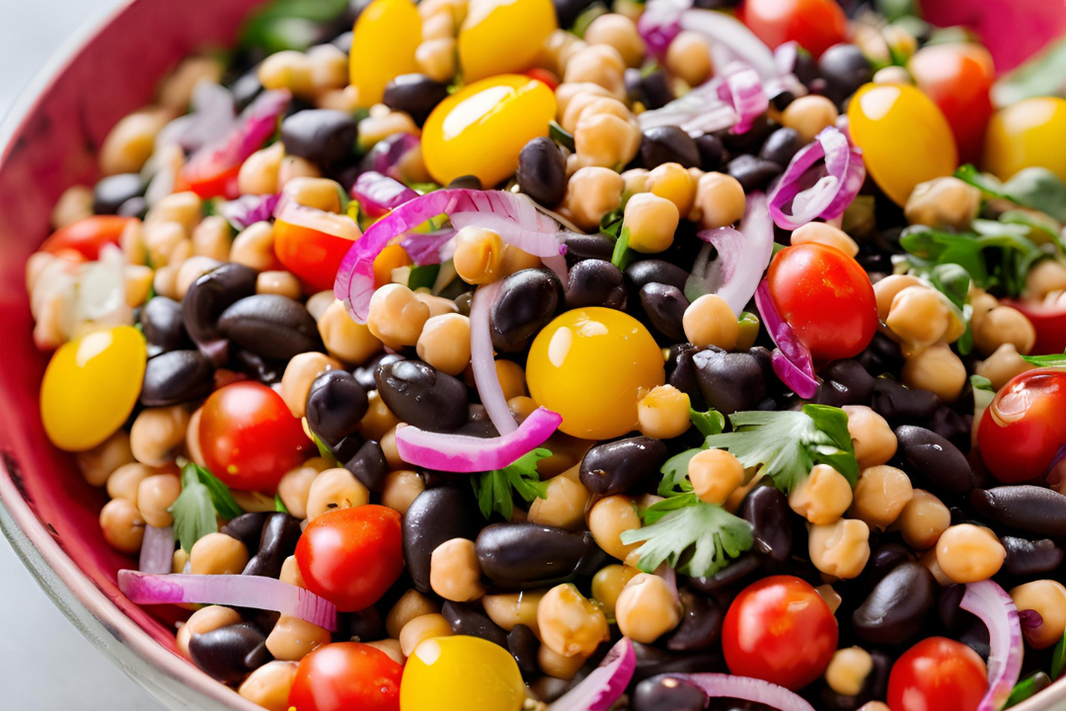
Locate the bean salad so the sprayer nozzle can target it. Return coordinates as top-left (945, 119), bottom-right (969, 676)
top-left (23, 0), bottom-right (1066, 710)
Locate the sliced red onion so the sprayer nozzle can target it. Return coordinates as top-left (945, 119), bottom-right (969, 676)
top-left (401, 229), bottom-right (456, 266)
top-left (363, 132), bottom-right (422, 181)
top-left (157, 81), bottom-right (236, 154)
top-left (274, 194), bottom-right (361, 241)
top-left (218, 193), bottom-right (281, 231)
top-left (637, 0), bottom-right (690, 58)
top-left (547, 638), bottom-right (636, 711)
top-left (138, 525), bottom-right (174, 576)
top-left (678, 7), bottom-right (780, 80)
top-left (394, 406), bottom-right (562, 473)
top-left (768, 126), bottom-right (865, 230)
top-left (755, 278), bottom-right (819, 399)
top-left (118, 570), bottom-right (338, 631)
top-left (448, 191), bottom-right (567, 258)
top-left (960, 580), bottom-right (1023, 711)
top-left (351, 171), bottom-right (418, 218)
top-left (775, 41), bottom-right (799, 75)
top-left (637, 78), bottom-right (738, 136)
top-left (716, 62), bottom-right (768, 135)
top-left (470, 280), bottom-right (516, 436)
top-left (648, 673), bottom-right (816, 711)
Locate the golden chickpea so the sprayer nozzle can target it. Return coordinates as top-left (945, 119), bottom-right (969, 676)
top-left (307, 43), bottom-right (348, 93)
top-left (453, 226), bottom-right (504, 284)
top-left (973, 305), bottom-right (1036, 355)
top-left (416, 38), bottom-right (458, 83)
top-left (528, 471), bottom-right (590, 531)
top-left (367, 283), bottom-right (431, 349)
top-left (825, 647), bottom-right (874, 697)
top-left (430, 538), bottom-right (485, 602)
top-left (482, 590), bottom-right (546, 634)
top-left (781, 95), bottom-right (839, 144)
top-left (683, 294), bottom-right (740, 351)
top-left (239, 143), bottom-right (284, 196)
top-left (76, 430), bottom-right (135, 488)
top-left (496, 359), bottom-right (527, 400)
top-left (277, 458), bottom-right (331, 520)
top-left (280, 352), bottom-right (343, 419)
top-left (317, 299), bottom-right (383, 366)
top-left (100, 498), bottom-right (145, 554)
top-left (808, 518), bottom-right (871, 579)
top-left (257, 270), bottom-right (302, 299)
top-left (238, 660), bottom-right (299, 711)
top-left (259, 50), bottom-right (315, 97)
top-left (137, 473), bottom-right (181, 528)
top-left (266, 615), bottom-right (331, 662)
top-left (564, 167), bottom-right (625, 231)
top-left (789, 464), bottom-right (854, 525)
top-left (842, 405), bottom-right (897, 469)
top-left (621, 168), bottom-right (649, 200)
top-left (189, 532), bottom-right (249, 576)
top-left (873, 274), bottom-right (922, 321)
top-left (498, 244), bottom-right (543, 277)
top-left (145, 191), bottom-right (201, 233)
top-left (399, 613), bottom-right (454, 657)
top-left (665, 31), bottom-right (712, 87)
top-left (415, 313), bottom-right (472, 376)
top-left (646, 162), bottom-right (697, 217)
top-left (1027, 260), bottom-right (1066, 300)
top-left (366, 639), bottom-right (406, 665)
top-left (622, 193), bottom-right (679, 254)
top-left (51, 185), bottom-right (93, 230)
top-left (230, 222), bottom-right (280, 271)
top-left (280, 555), bottom-right (305, 587)
top-left (538, 31), bottom-right (588, 78)
top-left (858, 703), bottom-right (892, 711)
top-left (278, 155), bottom-right (322, 190)
top-left (588, 495), bottom-right (642, 560)
top-left (904, 177), bottom-right (982, 230)
top-left (791, 222), bottom-right (859, 258)
top-left (386, 590), bottom-right (440, 639)
top-left (422, 11), bottom-right (454, 40)
top-left (886, 285), bottom-right (951, 350)
top-left (175, 256), bottom-right (222, 300)
top-left (130, 406), bottom-right (190, 467)
top-left (688, 449), bottom-right (746, 506)
top-left (564, 45), bottom-right (627, 99)
top-left (591, 564), bottom-right (638, 617)
top-left (584, 13), bottom-right (645, 67)
top-left (282, 177), bottom-right (343, 212)
top-left (106, 463), bottom-right (155, 505)
top-left (815, 583), bottom-right (842, 613)
top-left (615, 573), bottom-right (681, 644)
top-left (897, 489), bottom-right (950, 550)
top-left (188, 216), bottom-right (231, 262)
top-left (901, 343), bottom-right (967, 402)
top-left (416, 293), bottom-right (459, 318)
top-left (1011, 580), bottom-right (1066, 649)
top-left (381, 469), bottom-right (425, 516)
top-left (177, 606), bottom-right (241, 659)
top-left (124, 264), bottom-right (154, 308)
top-left (638, 385), bottom-right (691, 440)
top-left (306, 468), bottom-right (370, 520)
top-left (976, 344), bottom-right (1036, 391)
top-left (361, 391), bottom-right (401, 441)
top-left (358, 109), bottom-right (419, 152)
top-left (538, 644), bottom-right (587, 680)
top-left (380, 427), bottom-right (405, 470)
top-left (935, 524), bottom-right (1005, 583)
top-left (969, 289), bottom-right (999, 330)
top-left (159, 55), bottom-right (224, 110)
top-left (99, 108), bottom-right (174, 175)
top-left (561, 95), bottom-right (630, 135)
top-left (231, 490), bottom-right (278, 513)
top-left (849, 465), bottom-right (913, 530)
top-left (696, 172), bottom-right (746, 229)
top-left (537, 583), bottom-right (609, 657)
top-left (144, 221), bottom-right (187, 267)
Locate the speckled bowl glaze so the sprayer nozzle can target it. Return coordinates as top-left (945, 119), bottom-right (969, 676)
top-left (0, 1), bottom-right (1063, 710)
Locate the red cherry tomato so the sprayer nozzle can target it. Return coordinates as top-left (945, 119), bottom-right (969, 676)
top-left (198, 381), bottom-right (311, 492)
top-left (978, 368), bottom-right (1066, 483)
top-left (296, 505), bottom-right (404, 612)
top-left (176, 161), bottom-right (242, 200)
top-left (738, 0), bottom-right (847, 58)
top-left (1008, 298), bottom-right (1066, 356)
top-left (526, 67), bottom-right (560, 92)
top-left (289, 642), bottom-right (403, 711)
top-left (767, 242), bottom-right (878, 362)
top-left (273, 220), bottom-right (356, 292)
top-left (909, 44), bottom-right (996, 165)
top-left (722, 575), bottom-right (838, 690)
top-left (39, 216), bottom-right (134, 260)
top-left (887, 637), bottom-right (987, 711)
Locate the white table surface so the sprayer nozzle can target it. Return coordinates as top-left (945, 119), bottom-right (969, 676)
top-left (0, 0), bottom-right (163, 707)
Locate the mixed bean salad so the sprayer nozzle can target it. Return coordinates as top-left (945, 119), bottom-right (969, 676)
top-left (24, 0), bottom-right (1066, 709)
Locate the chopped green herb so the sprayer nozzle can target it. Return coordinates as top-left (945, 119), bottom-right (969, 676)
top-left (922, 263), bottom-right (974, 355)
top-left (240, 0), bottom-right (350, 53)
top-left (571, 2), bottom-right (608, 38)
top-left (191, 462), bottom-right (244, 520)
top-left (1022, 352), bottom-right (1066, 368)
top-left (1005, 672), bottom-right (1052, 709)
top-left (658, 449), bottom-right (699, 497)
top-left (408, 264), bottom-right (441, 291)
top-left (170, 464), bottom-right (221, 554)
top-left (1052, 629), bottom-right (1066, 680)
top-left (549, 120), bottom-right (575, 152)
top-left (472, 448), bottom-right (552, 520)
top-left (955, 164), bottom-right (1066, 223)
top-left (599, 208), bottom-right (624, 240)
top-left (611, 227), bottom-right (633, 270)
top-left (690, 407), bottom-right (725, 439)
top-left (275, 493), bottom-right (290, 514)
top-left (310, 431), bottom-right (338, 464)
top-left (406, 181), bottom-right (442, 195)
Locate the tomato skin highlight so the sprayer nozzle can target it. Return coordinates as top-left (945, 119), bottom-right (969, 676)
top-left (273, 220), bottom-right (355, 292)
top-left (722, 575), bottom-right (838, 690)
top-left (289, 642), bottom-right (403, 711)
top-left (1009, 298), bottom-right (1066, 356)
top-left (738, 0), bottom-right (848, 58)
top-left (909, 44), bottom-right (995, 165)
top-left (39, 215), bottom-right (134, 260)
top-left (767, 243), bottom-right (878, 362)
top-left (978, 369), bottom-right (1066, 483)
top-left (296, 505), bottom-right (405, 612)
top-left (887, 637), bottom-right (987, 711)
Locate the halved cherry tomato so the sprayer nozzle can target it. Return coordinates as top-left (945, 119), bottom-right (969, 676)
top-left (176, 162), bottom-right (242, 200)
top-left (39, 215), bottom-right (134, 260)
top-left (295, 505), bottom-right (404, 612)
top-left (767, 243), bottom-right (878, 362)
top-left (887, 637), bottom-right (987, 711)
top-left (738, 0), bottom-right (847, 58)
top-left (289, 642), bottom-right (403, 711)
top-left (978, 368), bottom-right (1066, 483)
top-left (1009, 298), bottom-right (1066, 355)
top-left (526, 67), bottom-right (560, 92)
top-left (722, 575), bottom-right (838, 690)
top-left (198, 381), bottom-right (311, 492)
top-left (273, 220), bottom-right (356, 292)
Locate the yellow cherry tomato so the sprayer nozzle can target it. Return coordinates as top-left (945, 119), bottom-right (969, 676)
top-left (527, 307), bottom-right (665, 439)
top-left (422, 75), bottom-right (555, 188)
top-left (459, 0), bottom-right (558, 82)
top-left (350, 0), bottom-right (422, 107)
top-left (40, 326), bottom-right (146, 452)
top-left (848, 83), bottom-right (958, 206)
top-left (400, 636), bottom-right (525, 711)
top-left (984, 97), bottom-right (1066, 182)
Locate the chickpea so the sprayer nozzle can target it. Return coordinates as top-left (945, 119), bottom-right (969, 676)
top-left (280, 555), bottom-right (306, 588)
top-left (696, 172), bottom-right (746, 230)
top-left (307, 43), bottom-right (348, 93)
top-left (122, 264), bottom-right (152, 308)
top-left (259, 50), bottom-right (315, 97)
top-left (281, 177), bottom-right (342, 213)
top-left (1027, 259), bottom-right (1066, 300)
top-left (77, 430), bottom-right (135, 487)
top-left (413, 313), bottom-right (471, 376)
top-left (257, 270), bottom-right (302, 300)
top-left (145, 191), bottom-right (201, 234)
top-left (453, 226), bottom-right (504, 284)
top-left (130, 406), bottom-right (190, 467)
top-left (789, 464), bottom-right (854, 525)
top-left (781, 95), bottom-right (839, 144)
top-left (976, 344), bottom-right (1035, 391)
top-left (637, 385), bottom-right (691, 440)
top-left (416, 294), bottom-right (459, 319)
top-left (575, 112), bottom-right (642, 171)
top-left (842, 405), bottom-right (897, 469)
top-left (808, 518), bottom-right (871, 579)
top-left (556, 84), bottom-right (611, 127)
top-left (99, 107), bottom-right (174, 175)
top-left (688, 449), bottom-right (745, 506)
top-left (621, 168), bottom-right (649, 201)
top-left (849, 465), bottom-right (913, 531)
top-left (188, 216), bottom-right (231, 262)
top-left (106, 463), bottom-right (155, 505)
top-left (646, 162), bottom-right (697, 217)
top-left (588, 495), bottom-right (642, 560)
top-left (825, 647), bottom-right (874, 697)
top-left (367, 283), bottom-right (431, 349)
top-left (591, 564), bottom-right (638, 617)
top-left (430, 538), bottom-right (485, 602)
top-left (317, 299), bottom-right (382, 366)
top-left (622, 193), bottom-right (679, 254)
top-left (416, 37), bottom-right (458, 83)
top-left (537, 644), bottom-right (587, 680)
top-left (894, 488), bottom-right (950, 550)
top-left (363, 639), bottom-right (405, 665)
top-left (266, 614), bottom-right (331, 661)
top-left (387, 590), bottom-right (440, 639)
top-left (614, 573), bottom-right (681, 644)
top-left (232, 489), bottom-right (278, 513)
top-left (137, 473), bottom-right (181, 528)
top-left (239, 143), bottom-right (284, 196)
top-left (791, 222), bottom-right (860, 258)
top-left (306, 468), bottom-right (370, 520)
top-left (564, 45), bottom-right (627, 99)
top-left (380, 427), bottom-right (405, 471)
top-left (238, 660), bottom-right (299, 711)
top-left (1011, 580), bottom-right (1066, 649)
top-left (277, 156), bottom-right (322, 190)
top-left (528, 470), bottom-right (590, 531)
top-left (399, 613), bottom-right (454, 657)
top-left (973, 305), bottom-right (1036, 355)
top-left (276, 458), bottom-right (330, 520)
top-left (279, 352), bottom-right (342, 418)
top-left (159, 55), bottom-right (223, 110)
top-left (563, 167), bottom-right (625, 231)
top-left (901, 343), bottom-right (967, 402)
top-left (815, 583), bottom-right (842, 613)
top-left (175, 256), bottom-right (222, 300)
top-left (935, 524), bottom-right (1005, 583)
top-left (538, 583), bottom-right (609, 657)
top-left (361, 391), bottom-right (402, 441)
top-left (665, 31), bottom-right (712, 87)
top-left (873, 275), bottom-right (922, 321)
top-left (886, 285), bottom-right (951, 349)
top-left (584, 14), bottom-right (645, 67)
top-left (904, 177), bottom-right (981, 230)
top-left (482, 590), bottom-right (546, 634)
top-left (306, 291), bottom-right (336, 321)
top-left (683, 294), bottom-right (740, 351)
top-left (144, 221), bottom-right (187, 268)
top-left (190, 532), bottom-right (249, 575)
top-left (381, 469), bottom-right (425, 516)
top-left (100, 498), bottom-right (145, 553)
top-left (229, 222), bottom-right (279, 271)
top-left (969, 289), bottom-right (999, 330)
top-left (176, 606), bottom-right (241, 659)
top-left (422, 10), bottom-right (454, 40)
top-left (359, 109), bottom-right (419, 152)
top-left (538, 31), bottom-right (588, 77)
top-left (495, 359), bottom-right (528, 401)
top-left (51, 185), bottom-right (94, 229)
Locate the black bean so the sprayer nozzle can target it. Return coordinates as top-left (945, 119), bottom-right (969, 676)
top-left (447, 175), bottom-right (482, 190)
top-left (354, 352), bottom-right (403, 391)
top-left (280, 109), bottom-right (358, 170)
top-left (565, 259), bottom-right (627, 310)
top-left (970, 486), bottom-right (1066, 538)
top-left (857, 333), bottom-right (905, 376)
top-left (627, 68), bottom-right (674, 110)
top-left (580, 436), bottom-right (669, 496)
top-left (695, 134), bottom-right (727, 173)
top-left (740, 486), bottom-right (792, 563)
top-left (327, 433), bottom-right (365, 467)
top-left (927, 405), bottom-right (972, 453)
top-left (667, 343), bottom-right (702, 407)
top-left (632, 646), bottom-right (726, 684)
top-left (937, 583), bottom-right (978, 632)
top-left (564, 233), bottom-right (615, 265)
top-left (383, 73), bottom-right (449, 125)
top-left (141, 296), bottom-right (191, 357)
top-left (552, 0), bottom-right (598, 27)
top-left (218, 295), bottom-right (323, 361)
top-left (140, 350), bottom-right (214, 406)
top-left (117, 196), bottom-right (147, 218)
top-left (306, 370), bottom-right (369, 445)
top-left (641, 126), bottom-right (701, 169)
top-left (403, 486), bottom-right (482, 592)
top-left (863, 542), bottom-right (912, 591)
top-left (871, 379), bottom-right (939, 426)
top-left (688, 553), bottom-right (761, 595)
top-left (183, 263), bottom-right (259, 362)
top-left (221, 513), bottom-right (269, 553)
top-left (727, 154), bottom-right (783, 192)
top-left (441, 602), bottom-right (508, 648)
top-left (717, 116), bottom-right (775, 154)
top-left (339, 605), bottom-right (385, 643)
top-left (894, 425), bottom-right (972, 495)
top-left (243, 513), bottom-right (301, 578)
top-left (633, 675), bottom-right (709, 711)
top-left (758, 128), bottom-right (802, 168)
top-left (851, 561), bottom-right (935, 645)
top-left (231, 70), bottom-right (264, 111)
top-left (375, 359), bottom-right (469, 432)
top-left (665, 589), bottom-right (724, 652)
top-left (508, 624), bottom-right (539, 678)
top-left (818, 44), bottom-right (873, 105)
top-left (517, 137), bottom-right (568, 207)
top-left (640, 283), bottom-right (689, 341)
top-left (1002, 536), bottom-right (1065, 576)
top-left (625, 259), bottom-right (690, 294)
top-left (693, 349), bottom-right (768, 415)
top-left (476, 522), bottom-right (598, 585)
top-left (93, 173), bottom-right (144, 215)
top-left (231, 348), bottom-right (284, 385)
top-left (814, 360), bottom-right (875, 407)
top-left (188, 622), bottom-right (270, 683)
top-left (490, 268), bottom-right (563, 352)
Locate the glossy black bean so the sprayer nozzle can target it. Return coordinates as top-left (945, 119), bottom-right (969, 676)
top-left (508, 624), bottom-right (539, 679)
top-left (717, 116), bottom-right (775, 154)
top-left (280, 109), bottom-right (358, 169)
top-left (383, 73), bottom-right (449, 125)
top-left (441, 602), bottom-right (508, 647)
top-left (688, 553), bottom-right (761, 595)
top-left (573, 531), bottom-right (610, 577)
top-left (93, 173), bottom-right (144, 214)
top-left (188, 622), bottom-right (270, 683)
top-left (927, 405), bottom-right (972, 453)
top-left (375, 359), bottom-right (469, 432)
top-left (117, 196), bottom-right (148, 218)
top-left (530, 676), bottom-right (570, 704)
top-left (565, 259), bottom-right (626, 310)
top-left (970, 486), bottom-right (1066, 537)
top-left (183, 263), bottom-right (259, 361)
top-left (693, 349), bottom-right (768, 415)
top-left (727, 154), bottom-right (782, 192)
top-left (454, 403), bottom-right (499, 439)
top-left (552, 0), bottom-right (598, 27)
top-left (870, 378), bottom-right (939, 426)
top-left (140, 350), bottom-right (214, 407)
top-left (476, 522), bottom-right (597, 585)
top-left (580, 436), bottom-right (669, 496)
top-left (490, 268), bottom-right (563, 352)
top-left (852, 561), bottom-right (935, 645)
top-left (141, 296), bottom-right (191, 357)
top-left (863, 542), bottom-right (912, 591)
top-left (306, 370), bottom-right (369, 445)
top-left (666, 589), bottom-right (724, 652)
top-left (564, 233), bottom-right (615, 265)
top-left (221, 513), bottom-right (269, 553)
top-left (818, 44), bottom-right (873, 105)
top-left (633, 675), bottom-right (709, 711)
top-left (354, 352), bottom-right (403, 391)
top-left (218, 294), bottom-right (323, 361)
top-left (894, 425), bottom-right (972, 495)
top-left (640, 282), bottom-right (689, 341)
top-left (628, 68), bottom-right (674, 111)
top-left (447, 175), bottom-right (482, 190)
top-left (625, 259), bottom-right (690, 294)
top-left (517, 136), bottom-right (568, 207)
top-left (937, 583), bottom-right (978, 632)
top-left (641, 126), bottom-right (701, 169)
top-left (1002, 535), bottom-right (1065, 576)
top-left (231, 348), bottom-right (284, 385)
top-left (244, 513), bottom-right (301, 578)
top-left (632, 644), bottom-right (726, 684)
top-left (758, 128), bottom-right (801, 168)
top-left (814, 360), bottom-right (874, 407)
top-left (403, 486), bottom-right (482, 592)
top-left (341, 605), bottom-right (384, 643)
top-left (857, 333), bottom-right (905, 375)
top-left (770, 89), bottom-right (796, 111)
top-left (668, 344), bottom-right (702, 407)
top-left (695, 134), bottom-right (728, 173)
top-left (740, 486), bottom-right (792, 563)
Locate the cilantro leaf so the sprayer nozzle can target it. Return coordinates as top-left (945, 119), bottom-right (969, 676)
top-left (1022, 351), bottom-right (1066, 368)
top-left (690, 407), bottom-right (725, 438)
top-left (955, 164), bottom-right (1066, 223)
top-left (275, 493), bottom-right (290, 514)
top-left (472, 448), bottom-right (551, 520)
top-left (611, 227), bottom-right (633, 270)
top-left (1004, 672), bottom-right (1052, 709)
top-left (170, 464), bottom-right (220, 554)
top-left (658, 449), bottom-right (699, 497)
top-left (620, 495), bottom-right (753, 577)
top-left (1053, 629), bottom-right (1066, 680)
top-left (193, 464), bottom-right (244, 520)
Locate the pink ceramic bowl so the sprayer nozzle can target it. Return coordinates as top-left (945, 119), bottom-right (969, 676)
top-left (0, 1), bottom-right (1063, 710)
